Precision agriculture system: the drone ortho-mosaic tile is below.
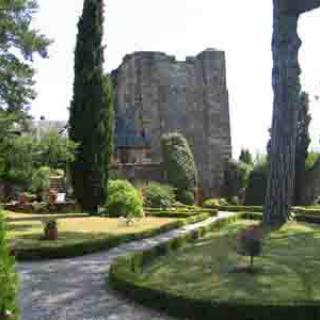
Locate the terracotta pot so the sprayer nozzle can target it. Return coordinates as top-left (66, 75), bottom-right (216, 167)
top-left (45, 228), bottom-right (58, 241)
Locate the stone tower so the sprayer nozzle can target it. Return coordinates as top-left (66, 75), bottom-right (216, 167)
top-left (111, 49), bottom-right (232, 197)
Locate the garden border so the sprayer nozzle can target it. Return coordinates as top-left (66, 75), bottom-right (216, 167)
top-left (12, 210), bottom-right (217, 261)
top-left (109, 212), bottom-right (320, 320)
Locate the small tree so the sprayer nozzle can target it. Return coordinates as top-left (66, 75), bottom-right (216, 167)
top-left (161, 132), bottom-right (198, 205)
top-left (239, 149), bottom-right (253, 165)
top-left (0, 211), bottom-right (18, 319)
top-left (36, 131), bottom-right (77, 169)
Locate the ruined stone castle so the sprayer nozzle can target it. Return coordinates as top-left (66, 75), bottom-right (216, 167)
top-left (111, 49), bottom-right (232, 197)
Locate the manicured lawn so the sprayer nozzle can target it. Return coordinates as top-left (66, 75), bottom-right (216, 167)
top-left (138, 220), bottom-right (320, 305)
top-left (5, 211), bottom-right (180, 258)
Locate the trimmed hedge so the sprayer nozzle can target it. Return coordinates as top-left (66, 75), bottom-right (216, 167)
top-left (109, 212), bottom-right (320, 320)
top-left (146, 207), bottom-right (217, 218)
top-left (13, 211), bottom-right (215, 261)
top-left (217, 205), bottom-right (263, 213)
top-left (4, 201), bottom-right (79, 214)
top-left (0, 211), bottom-right (18, 320)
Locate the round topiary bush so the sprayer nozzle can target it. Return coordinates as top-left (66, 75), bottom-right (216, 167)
top-left (161, 132), bottom-right (198, 205)
top-left (105, 180), bottom-right (144, 218)
top-left (144, 182), bottom-right (176, 208)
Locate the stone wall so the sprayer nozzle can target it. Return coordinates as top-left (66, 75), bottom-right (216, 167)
top-left (111, 49), bottom-right (232, 197)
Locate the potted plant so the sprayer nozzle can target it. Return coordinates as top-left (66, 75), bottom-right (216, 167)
top-left (236, 225), bottom-right (263, 272)
top-left (42, 219), bottom-right (58, 240)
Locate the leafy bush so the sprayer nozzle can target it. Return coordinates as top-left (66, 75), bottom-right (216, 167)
top-left (202, 198), bottom-right (228, 208)
top-left (0, 211), bottom-right (18, 319)
top-left (30, 166), bottom-right (51, 195)
top-left (178, 190), bottom-right (195, 206)
top-left (161, 132), bottom-right (198, 205)
top-left (105, 180), bottom-right (144, 218)
top-left (144, 182), bottom-right (176, 208)
top-left (244, 158), bottom-right (268, 205)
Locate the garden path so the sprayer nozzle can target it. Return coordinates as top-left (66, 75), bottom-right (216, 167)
top-left (19, 211), bottom-right (235, 320)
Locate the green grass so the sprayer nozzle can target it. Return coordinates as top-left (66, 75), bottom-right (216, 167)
top-left (5, 211), bottom-right (180, 258)
top-left (137, 220), bottom-right (320, 305)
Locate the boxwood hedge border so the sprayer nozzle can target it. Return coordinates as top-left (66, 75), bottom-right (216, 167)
top-left (13, 210), bottom-right (217, 261)
top-left (109, 212), bottom-right (320, 320)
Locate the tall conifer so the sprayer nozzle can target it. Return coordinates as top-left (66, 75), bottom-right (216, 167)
top-left (69, 0), bottom-right (112, 213)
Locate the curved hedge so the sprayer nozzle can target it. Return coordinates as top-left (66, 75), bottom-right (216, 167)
top-left (109, 212), bottom-right (320, 320)
top-left (13, 211), bottom-right (216, 261)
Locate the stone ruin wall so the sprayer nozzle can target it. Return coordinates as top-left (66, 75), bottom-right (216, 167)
top-left (111, 49), bottom-right (232, 197)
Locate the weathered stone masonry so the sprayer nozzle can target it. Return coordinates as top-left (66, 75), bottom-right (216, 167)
top-left (111, 49), bottom-right (232, 197)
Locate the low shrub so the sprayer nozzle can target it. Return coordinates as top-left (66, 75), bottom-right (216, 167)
top-left (30, 166), bottom-right (51, 196)
top-left (218, 205), bottom-right (263, 213)
top-left (144, 182), bottom-right (176, 208)
top-left (178, 190), bottom-right (195, 206)
top-left (105, 180), bottom-right (144, 218)
top-left (202, 198), bottom-right (228, 208)
top-left (0, 211), bottom-right (18, 319)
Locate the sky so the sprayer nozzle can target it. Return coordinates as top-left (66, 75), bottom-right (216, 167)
top-left (31, 0), bottom-right (320, 158)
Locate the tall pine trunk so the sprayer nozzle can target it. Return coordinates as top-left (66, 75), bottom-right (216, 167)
top-left (69, 0), bottom-right (112, 213)
top-left (263, 1), bottom-right (301, 227)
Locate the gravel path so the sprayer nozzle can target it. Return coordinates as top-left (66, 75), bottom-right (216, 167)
top-left (19, 212), bottom-right (235, 320)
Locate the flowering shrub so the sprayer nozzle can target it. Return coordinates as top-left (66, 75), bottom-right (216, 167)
top-left (236, 225), bottom-right (263, 269)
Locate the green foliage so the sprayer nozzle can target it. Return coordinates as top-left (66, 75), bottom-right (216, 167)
top-left (244, 158), bottom-right (268, 205)
top-left (161, 132), bottom-right (197, 205)
top-left (0, 132), bottom-right (76, 188)
top-left (178, 190), bottom-right (196, 205)
top-left (305, 151), bottom-right (319, 170)
top-left (0, 211), bottom-right (18, 319)
top-left (224, 160), bottom-right (241, 199)
top-left (106, 180), bottom-right (144, 218)
top-left (0, 0), bottom-right (51, 111)
top-left (30, 166), bottom-right (51, 194)
top-left (295, 92), bottom-right (311, 204)
top-left (239, 148), bottom-right (253, 165)
top-left (69, 0), bottom-right (113, 213)
top-left (1, 134), bottom-right (37, 185)
top-left (144, 182), bottom-right (176, 208)
top-left (37, 131), bottom-right (77, 169)
top-left (202, 198), bottom-right (228, 208)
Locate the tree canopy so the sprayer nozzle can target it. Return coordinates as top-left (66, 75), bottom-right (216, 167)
top-left (0, 0), bottom-right (51, 112)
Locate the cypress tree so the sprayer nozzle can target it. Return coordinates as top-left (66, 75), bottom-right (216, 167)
top-left (294, 92), bottom-right (311, 205)
top-left (161, 132), bottom-right (198, 205)
top-left (69, 0), bottom-right (112, 213)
